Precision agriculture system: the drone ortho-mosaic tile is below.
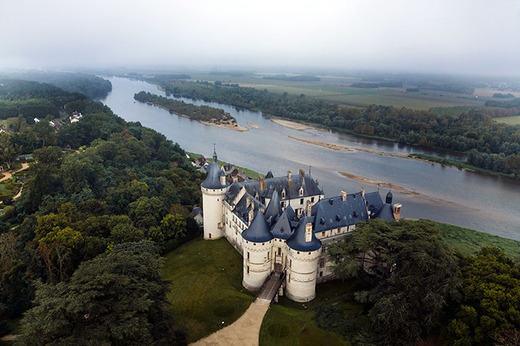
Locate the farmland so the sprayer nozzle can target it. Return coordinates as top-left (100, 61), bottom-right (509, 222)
top-left (188, 72), bottom-right (490, 110)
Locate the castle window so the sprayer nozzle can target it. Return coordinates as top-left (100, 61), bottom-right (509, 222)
top-left (300, 198), bottom-right (304, 205)
top-left (253, 243), bottom-right (256, 246)
top-left (247, 252), bottom-right (250, 260)
top-left (278, 248), bottom-right (281, 256)
top-left (319, 258), bottom-right (325, 268)
top-left (297, 251), bottom-right (300, 255)
top-left (319, 271), bottom-right (323, 277)
top-left (289, 259), bottom-right (292, 267)
top-left (267, 252), bottom-right (270, 260)
top-left (311, 197), bottom-right (314, 203)
top-left (322, 232), bottom-right (325, 237)
top-left (247, 266), bottom-right (249, 274)
top-left (209, 233), bottom-right (211, 239)
top-left (308, 252), bottom-right (311, 255)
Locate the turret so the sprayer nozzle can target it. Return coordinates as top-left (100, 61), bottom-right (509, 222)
top-left (286, 216), bottom-right (321, 302)
top-left (242, 211), bottom-right (274, 291)
top-left (201, 149), bottom-right (229, 240)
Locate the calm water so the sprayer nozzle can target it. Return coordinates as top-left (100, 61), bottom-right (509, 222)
top-left (101, 77), bottom-right (520, 240)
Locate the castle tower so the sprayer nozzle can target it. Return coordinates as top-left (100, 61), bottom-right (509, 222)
top-left (286, 217), bottom-right (321, 302)
top-left (201, 149), bottom-right (228, 240)
top-left (242, 211), bottom-right (274, 291)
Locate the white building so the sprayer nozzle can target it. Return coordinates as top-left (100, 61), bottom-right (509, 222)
top-left (201, 151), bottom-right (402, 302)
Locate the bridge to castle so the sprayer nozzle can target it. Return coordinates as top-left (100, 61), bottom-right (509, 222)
top-left (257, 271), bottom-right (285, 302)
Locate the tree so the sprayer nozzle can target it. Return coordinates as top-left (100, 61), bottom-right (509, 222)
top-left (16, 241), bottom-right (184, 345)
top-left (328, 219), bottom-right (459, 345)
top-left (0, 132), bottom-right (19, 170)
top-left (36, 226), bottom-right (83, 283)
top-left (444, 247), bottom-right (520, 345)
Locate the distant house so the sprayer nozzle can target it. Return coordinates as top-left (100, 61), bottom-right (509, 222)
top-left (69, 112), bottom-right (83, 123)
top-left (33, 118), bottom-right (40, 123)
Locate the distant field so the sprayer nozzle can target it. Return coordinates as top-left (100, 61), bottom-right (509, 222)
top-left (495, 115), bottom-right (520, 125)
top-left (189, 73), bottom-right (487, 110)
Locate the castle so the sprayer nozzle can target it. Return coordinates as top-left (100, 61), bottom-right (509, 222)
top-left (201, 150), bottom-right (402, 302)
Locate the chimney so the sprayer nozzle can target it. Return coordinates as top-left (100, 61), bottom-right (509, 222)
top-left (246, 196), bottom-right (251, 208)
top-left (248, 203), bottom-right (255, 226)
top-left (393, 203), bottom-right (402, 221)
top-left (305, 222), bottom-right (313, 242)
top-left (306, 201), bottom-right (312, 217)
top-left (360, 187), bottom-right (365, 198)
top-left (341, 190), bottom-right (347, 201)
top-left (259, 174), bottom-right (264, 191)
top-left (287, 170), bottom-right (293, 189)
top-left (220, 174), bottom-right (226, 185)
top-left (287, 170), bottom-right (292, 180)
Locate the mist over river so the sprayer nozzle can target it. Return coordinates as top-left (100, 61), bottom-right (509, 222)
top-left (101, 77), bottom-right (520, 241)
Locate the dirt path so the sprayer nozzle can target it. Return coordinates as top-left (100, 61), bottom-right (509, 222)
top-left (191, 298), bottom-right (270, 346)
top-left (0, 162), bottom-right (29, 182)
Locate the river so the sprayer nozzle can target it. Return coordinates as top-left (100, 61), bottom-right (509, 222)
top-left (101, 77), bottom-right (520, 241)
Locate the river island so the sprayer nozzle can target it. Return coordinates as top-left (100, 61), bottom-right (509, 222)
top-left (134, 91), bottom-right (248, 132)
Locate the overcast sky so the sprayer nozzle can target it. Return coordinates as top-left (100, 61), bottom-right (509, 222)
top-left (1, 0), bottom-right (519, 76)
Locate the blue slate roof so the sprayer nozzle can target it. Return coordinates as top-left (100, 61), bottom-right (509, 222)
top-left (201, 161), bottom-right (228, 189)
top-left (234, 193), bottom-right (265, 225)
top-left (312, 192), bottom-right (368, 233)
top-left (287, 216), bottom-right (322, 252)
top-left (271, 205), bottom-right (297, 239)
top-left (242, 211), bottom-right (274, 243)
top-left (375, 203), bottom-right (395, 221)
top-left (364, 191), bottom-right (384, 216)
top-left (264, 190), bottom-right (282, 222)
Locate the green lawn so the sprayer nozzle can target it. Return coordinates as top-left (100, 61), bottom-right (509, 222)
top-left (437, 222), bottom-right (520, 262)
top-left (495, 115), bottom-right (520, 125)
top-left (260, 280), bottom-right (363, 346)
top-left (161, 237), bottom-right (254, 343)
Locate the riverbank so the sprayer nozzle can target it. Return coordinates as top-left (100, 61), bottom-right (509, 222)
top-left (288, 135), bottom-right (409, 158)
top-left (338, 171), bottom-right (418, 195)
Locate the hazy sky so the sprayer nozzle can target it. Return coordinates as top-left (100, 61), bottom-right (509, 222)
top-left (1, 0), bottom-right (520, 76)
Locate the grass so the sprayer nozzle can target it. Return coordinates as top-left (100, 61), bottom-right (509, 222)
top-left (187, 152), bottom-right (260, 179)
top-left (437, 222), bottom-right (520, 262)
top-left (160, 237), bottom-right (254, 343)
top-left (260, 280), bottom-right (362, 346)
top-left (495, 115), bottom-right (520, 125)
top-left (160, 222), bottom-right (520, 344)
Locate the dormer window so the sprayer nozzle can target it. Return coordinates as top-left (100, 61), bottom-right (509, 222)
top-left (299, 187), bottom-right (304, 196)
top-left (281, 189), bottom-right (286, 199)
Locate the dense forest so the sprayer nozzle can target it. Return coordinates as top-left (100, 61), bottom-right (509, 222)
top-left (149, 79), bottom-right (520, 177)
top-left (327, 219), bottom-right (520, 345)
top-left (0, 72), bottom-right (112, 99)
top-left (0, 79), bottom-right (202, 343)
top-left (134, 91), bottom-right (237, 125)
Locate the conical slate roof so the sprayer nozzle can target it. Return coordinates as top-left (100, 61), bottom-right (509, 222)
top-left (201, 150), bottom-right (228, 189)
top-left (242, 211), bottom-right (274, 243)
top-left (271, 205), bottom-right (296, 240)
top-left (287, 216), bottom-right (321, 252)
top-left (264, 190), bottom-right (282, 221)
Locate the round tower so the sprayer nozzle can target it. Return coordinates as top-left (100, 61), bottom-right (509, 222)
top-left (200, 149), bottom-right (228, 240)
top-left (242, 211), bottom-right (274, 291)
top-left (286, 217), bottom-right (321, 302)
